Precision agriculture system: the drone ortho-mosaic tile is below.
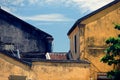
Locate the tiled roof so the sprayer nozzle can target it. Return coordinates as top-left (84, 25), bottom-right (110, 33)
top-left (46, 52), bottom-right (67, 60)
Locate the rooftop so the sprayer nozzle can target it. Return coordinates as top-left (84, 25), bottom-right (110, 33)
top-left (67, 0), bottom-right (120, 35)
top-left (0, 51), bottom-right (90, 66)
top-left (46, 52), bottom-right (68, 60)
top-left (0, 8), bottom-right (53, 40)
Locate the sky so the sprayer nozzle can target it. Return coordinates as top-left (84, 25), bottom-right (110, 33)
top-left (0, 0), bottom-right (114, 52)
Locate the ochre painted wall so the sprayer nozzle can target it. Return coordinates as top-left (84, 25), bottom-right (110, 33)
top-left (68, 3), bottom-right (120, 80)
top-left (32, 62), bottom-right (90, 80)
top-left (85, 8), bottom-right (120, 48)
top-left (84, 7), bottom-right (120, 80)
top-left (0, 53), bottom-right (30, 80)
top-left (0, 53), bottom-right (90, 80)
top-left (68, 26), bottom-right (80, 60)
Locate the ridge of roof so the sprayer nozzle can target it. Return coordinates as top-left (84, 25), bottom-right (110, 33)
top-left (0, 8), bottom-right (53, 38)
top-left (67, 0), bottom-right (120, 35)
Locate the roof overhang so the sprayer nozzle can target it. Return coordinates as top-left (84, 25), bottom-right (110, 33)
top-left (67, 0), bottom-right (120, 35)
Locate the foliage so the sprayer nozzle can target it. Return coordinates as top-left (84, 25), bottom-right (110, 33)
top-left (101, 24), bottom-right (120, 80)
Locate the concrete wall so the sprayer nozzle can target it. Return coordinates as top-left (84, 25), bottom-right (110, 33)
top-left (0, 53), bottom-right (90, 80)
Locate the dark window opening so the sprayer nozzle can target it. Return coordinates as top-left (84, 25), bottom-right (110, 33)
top-left (74, 35), bottom-right (77, 53)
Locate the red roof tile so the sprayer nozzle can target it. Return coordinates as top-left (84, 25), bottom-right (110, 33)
top-left (47, 52), bottom-right (67, 60)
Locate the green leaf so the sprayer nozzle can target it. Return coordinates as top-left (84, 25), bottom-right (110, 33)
top-left (114, 24), bottom-right (120, 30)
top-left (101, 24), bottom-right (120, 80)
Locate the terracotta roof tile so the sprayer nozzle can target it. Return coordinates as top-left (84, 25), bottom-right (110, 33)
top-left (47, 52), bottom-right (67, 60)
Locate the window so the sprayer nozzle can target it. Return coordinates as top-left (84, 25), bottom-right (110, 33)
top-left (4, 43), bottom-right (14, 51)
top-left (97, 73), bottom-right (112, 80)
top-left (8, 75), bottom-right (26, 80)
top-left (74, 35), bottom-right (77, 53)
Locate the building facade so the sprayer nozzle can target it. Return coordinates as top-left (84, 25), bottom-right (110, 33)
top-left (67, 0), bottom-right (120, 80)
top-left (0, 8), bottom-right (53, 54)
top-left (0, 8), bottom-right (91, 80)
top-left (0, 51), bottom-right (90, 80)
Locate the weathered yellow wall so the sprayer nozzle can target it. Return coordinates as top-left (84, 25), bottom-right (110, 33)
top-left (0, 53), bottom-right (90, 80)
top-left (68, 26), bottom-right (80, 60)
top-left (85, 8), bottom-right (120, 48)
top-left (84, 7), bottom-right (120, 79)
top-left (32, 62), bottom-right (90, 80)
top-left (68, 3), bottom-right (120, 80)
top-left (0, 53), bottom-right (30, 80)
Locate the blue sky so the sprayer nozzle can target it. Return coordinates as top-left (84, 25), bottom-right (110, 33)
top-left (0, 0), bottom-right (114, 52)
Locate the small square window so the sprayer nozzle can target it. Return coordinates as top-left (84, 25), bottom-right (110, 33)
top-left (8, 75), bottom-right (26, 80)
